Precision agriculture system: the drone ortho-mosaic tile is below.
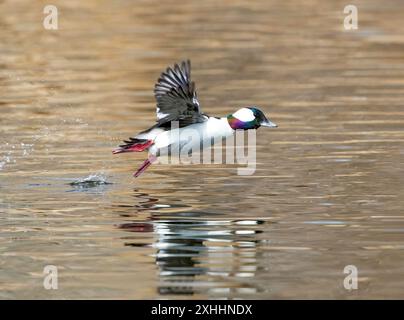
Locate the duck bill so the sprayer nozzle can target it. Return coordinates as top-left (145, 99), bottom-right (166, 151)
top-left (260, 120), bottom-right (277, 128)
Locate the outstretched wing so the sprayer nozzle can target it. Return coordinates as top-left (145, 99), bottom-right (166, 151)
top-left (154, 60), bottom-right (203, 122)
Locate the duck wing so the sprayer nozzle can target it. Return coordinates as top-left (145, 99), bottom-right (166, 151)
top-left (154, 60), bottom-right (207, 125)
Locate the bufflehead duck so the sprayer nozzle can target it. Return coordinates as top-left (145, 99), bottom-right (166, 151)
top-left (113, 60), bottom-right (277, 177)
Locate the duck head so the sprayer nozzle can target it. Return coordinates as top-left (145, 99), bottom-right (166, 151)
top-left (227, 107), bottom-right (277, 130)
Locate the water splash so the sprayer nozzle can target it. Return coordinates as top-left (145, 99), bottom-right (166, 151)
top-left (0, 159), bottom-right (7, 170)
top-left (69, 173), bottom-right (112, 188)
top-left (0, 149), bottom-right (16, 170)
top-left (0, 143), bottom-right (34, 170)
top-left (20, 143), bottom-right (34, 156)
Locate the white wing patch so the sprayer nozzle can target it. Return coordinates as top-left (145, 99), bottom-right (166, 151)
top-left (233, 108), bottom-right (255, 121)
top-left (156, 107), bottom-right (169, 120)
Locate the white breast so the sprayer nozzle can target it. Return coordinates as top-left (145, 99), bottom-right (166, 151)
top-left (150, 117), bottom-right (233, 156)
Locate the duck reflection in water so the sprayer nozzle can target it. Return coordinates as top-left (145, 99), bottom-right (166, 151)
top-left (117, 190), bottom-right (266, 296)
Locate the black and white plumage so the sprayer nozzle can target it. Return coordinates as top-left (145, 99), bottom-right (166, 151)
top-left (113, 60), bottom-right (277, 177)
top-left (155, 60), bottom-right (202, 120)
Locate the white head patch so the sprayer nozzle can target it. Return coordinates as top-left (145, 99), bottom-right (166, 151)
top-left (233, 108), bottom-right (255, 122)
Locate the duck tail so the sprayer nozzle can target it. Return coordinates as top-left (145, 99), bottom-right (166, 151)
top-left (112, 138), bottom-right (154, 154)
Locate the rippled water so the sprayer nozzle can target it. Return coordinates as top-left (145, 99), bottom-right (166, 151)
top-left (1, 0), bottom-right (404, 299)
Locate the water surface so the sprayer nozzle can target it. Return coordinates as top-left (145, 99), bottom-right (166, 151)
top-left (1, 0), bottom-right (404, 299)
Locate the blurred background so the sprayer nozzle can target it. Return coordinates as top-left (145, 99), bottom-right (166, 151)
top-left (0, 0), bottom-right (404, 299)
